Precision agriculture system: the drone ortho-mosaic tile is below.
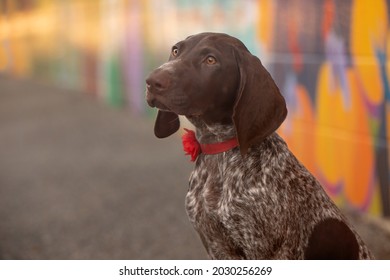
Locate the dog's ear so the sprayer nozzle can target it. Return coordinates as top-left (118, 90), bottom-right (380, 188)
top-left (154, 110), bottom-right (180, 138)
top-left (233, 50), bottom-right (287, 155)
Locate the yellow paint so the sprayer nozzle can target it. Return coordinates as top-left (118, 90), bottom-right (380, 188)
top-left (350, 0), bottom-right (387, 104)
top-left (315, 63), bottom-right (346, 185)
top-left (257, 0), bottom-right (274, 50)
top-left (369, 183), bottom-right (383, 216)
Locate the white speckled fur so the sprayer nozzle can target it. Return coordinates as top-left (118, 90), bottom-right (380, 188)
top-left (184, 119), bottom-right (374, 259)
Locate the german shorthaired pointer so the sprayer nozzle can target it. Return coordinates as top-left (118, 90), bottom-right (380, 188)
top-left (145, 32), bottom-right (373, 259)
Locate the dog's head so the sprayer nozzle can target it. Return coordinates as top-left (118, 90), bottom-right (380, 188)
top-left (146, 32), bottom-right (287, 154)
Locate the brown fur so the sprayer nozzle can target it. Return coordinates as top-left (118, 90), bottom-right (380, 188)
top-left (146, 32), bottom-right (373, 259)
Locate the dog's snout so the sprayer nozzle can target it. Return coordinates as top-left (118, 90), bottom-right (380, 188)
top-left (145, 77), bottom-right (162, 90)
top-left (146, 69), bottom-right (171, 92)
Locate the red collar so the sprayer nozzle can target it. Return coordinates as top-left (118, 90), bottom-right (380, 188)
top-left (182, 128), bottom-right (239, 162)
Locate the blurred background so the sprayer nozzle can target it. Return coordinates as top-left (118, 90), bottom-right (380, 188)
top-left (1, 0), bottom-right (390, 259)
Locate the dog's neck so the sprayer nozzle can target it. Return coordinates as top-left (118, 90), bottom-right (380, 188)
top-left (186, 116), bottom-right (237, 144)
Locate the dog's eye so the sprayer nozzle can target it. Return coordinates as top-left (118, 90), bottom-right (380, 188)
top-left (206, 56), bottom-right (217, 65)
top-left (172, 47), bottom-right (179, 57)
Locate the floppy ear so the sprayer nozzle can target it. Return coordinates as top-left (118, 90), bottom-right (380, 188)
top-left (233, 51), bottom-right (287, 154)
top-left (154, 110), bottom-right (180, 138)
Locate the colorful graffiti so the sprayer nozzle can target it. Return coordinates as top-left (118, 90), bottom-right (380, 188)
top-left (272, 0), bottom-right (390, 217)
top-left (0, 0), bottom-right (389, 217)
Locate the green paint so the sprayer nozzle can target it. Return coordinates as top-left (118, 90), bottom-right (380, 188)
top-left (106, 55), bottom-right (124, 107)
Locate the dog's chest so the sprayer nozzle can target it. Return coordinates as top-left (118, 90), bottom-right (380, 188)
top-left (185, 152), bottom-right (245, 258)
top-left (185, 153), bottom-right (231, 224)
top-left (184, 150), bottom-right (293, 259)
top-left (185, 147), bottom-right (288, 227)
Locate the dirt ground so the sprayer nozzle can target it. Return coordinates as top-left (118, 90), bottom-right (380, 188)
top-left (1, 76), bottom-right (389, 259)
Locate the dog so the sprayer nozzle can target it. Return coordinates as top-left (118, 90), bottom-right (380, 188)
top-left (145, 32), bottom-right (373, 259)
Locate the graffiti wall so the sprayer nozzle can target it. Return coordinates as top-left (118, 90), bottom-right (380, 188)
top-left (1, 0), bottom-right (389, 217)
top-left (272, 0), bottom-right (390, 217)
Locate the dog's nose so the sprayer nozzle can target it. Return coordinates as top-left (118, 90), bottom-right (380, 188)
top-left (146, 69), bottom-right (171, 92)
